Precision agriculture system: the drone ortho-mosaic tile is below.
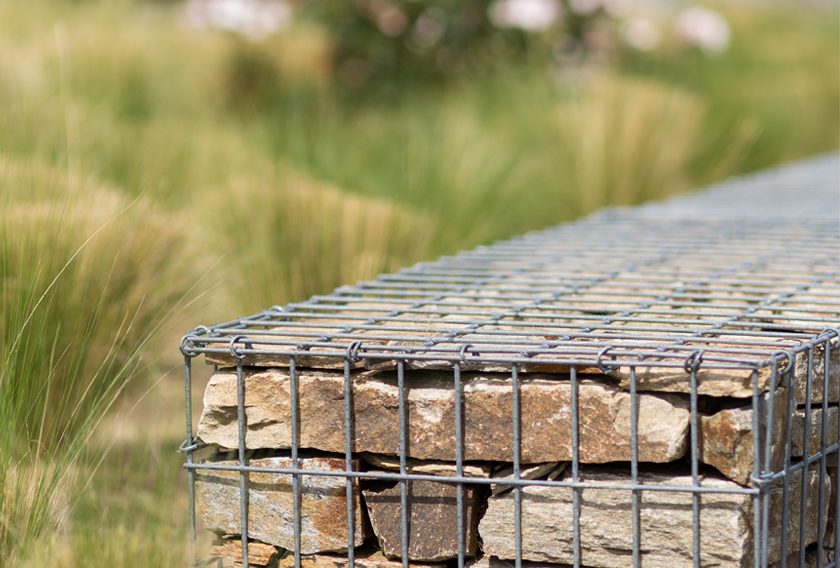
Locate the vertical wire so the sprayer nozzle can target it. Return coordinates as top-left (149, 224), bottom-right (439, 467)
top-left (398, 360), bottom-right (409, 568)
top-left (817, 342), bottom-right (831, 568)
top-left (800, 349), bottom-right (814, 568)
top-left (512, 363), bottom-right (522, 568)
top-left (752, 369), bottom-right (763, 568)
top-left (570, 366), bottom-right (581, 568)
top-left (454, 363), bottom-right (465, 568)
top-left (761, 362), bottom-right (780, 568)
top-left (780, 361), bottom-right (795, 568)
top-left (689, 364), bottom-right (701, 568)
top-left (290, 357), bottom-right (301, 568)
top-left (236, 357), bottom-right (249, 568)
top-left (344, 359), bottom-right (355, 568)
top-left (630, 366), bottom-right (640, 568)
top-left (834, 341), bottom-right (839, 568)
top-left (184, 354), bottom-right (196, 564)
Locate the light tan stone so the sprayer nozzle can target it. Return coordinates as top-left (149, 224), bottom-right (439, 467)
top-left (196, 457), bottom-right (368, 554)
top-left (616, 341), bottom-right (838, 402)
top-left (699, 397), bottom-right (838, 486)
top-left (197, 368), bottom-right (690, 464)
top-left (467, 556), bottom-right (573, 568)
top-left (211, 539), bottom-right (278, 565)
top-left (618, 364), bottom-right (761, 398)
top-left (791, 407), bottom-right (839, 457)
top-left (490, 463), bottom-right (564, 496)
top-left (698, 389), bottom-right (789, 486)
top-left (479, 467), bottom-right (829, 568)
top-left (276, 548), bottom-right (444, 568)
top-left (793, 342), bottom-right (840, 405)
top-left (360, 454), bottom-right (492, 478)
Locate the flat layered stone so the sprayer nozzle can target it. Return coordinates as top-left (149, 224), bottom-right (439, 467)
top-left (197, 368), bottom-right (690, 464)
top-left (211, 539), bottom-right (279, 566)
top-left (617, 342), bottom-right (839, 401)
top-left (490, 463), bottom-right (565, 496)
top-left (479, 467), bottom-right (830, 568)
top-left (698, 390), bottom-right (789, 486)
top-left (467, 557), bottom-right (573, 568)
top-left (791, 407), bottom-right (839, 458)
top-left (360, 454), bottom-right (493, 478)
top-left (363, 477), bottom-right (484, 562)
top-left (196, 457), bottom-right (367, 554)
top-left (205, 342), bottom-right (365, 371)
top-left (277, 548), bottom-right (445, 568)
top-left (699, 396), bottom-right (838, 486)
top-left (362, 341), bottom-right (605, 376)
top-left (793, 343), bottom-right (839, 405)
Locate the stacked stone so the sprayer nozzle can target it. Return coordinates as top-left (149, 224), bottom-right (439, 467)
top-left (194, 344), bottom-right (838, 568)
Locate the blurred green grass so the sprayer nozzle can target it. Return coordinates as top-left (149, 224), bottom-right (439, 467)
top-left (0, 0), bottom-right (836, 566)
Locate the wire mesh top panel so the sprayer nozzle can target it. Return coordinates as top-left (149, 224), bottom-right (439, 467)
top-left (183, 154), bottom-right (840, 384)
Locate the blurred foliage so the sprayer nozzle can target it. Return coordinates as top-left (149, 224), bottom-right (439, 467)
top-left (304, 0), bottom-right (529, 88)
top-left (616, 3), bottom-right (840, 176)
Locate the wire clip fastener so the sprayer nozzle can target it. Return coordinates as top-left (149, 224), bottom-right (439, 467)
top-left (178, 437), bottom-right (207, 454)
top-left (228, 335), bottom-right (251, 360)
top-left (595, 346), bottom-right (616, 374)
top-left (459, 344), bottom-right (479, 364)
top-left (346, 340), bottom-right (364, 363)
top-left (683, 349), bottom-right (705, 374)
top-left (770, 349), bottom-right (797, 377)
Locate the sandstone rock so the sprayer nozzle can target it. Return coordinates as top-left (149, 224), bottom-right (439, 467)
top-left (619, 364), bottom-right (760, 399)
top-left (769, 550), bottom-right (818, 568)
top-left (211, 539), bottom-right (279, 566)
top-left (616, 341), bottom-right (838, 402)
top-left (196, 457), bottom-right (368, 554)
top-left (791, 407), bottom-right (839, 458)
top-left (490, 463), bottom-right (564, 496)
top-left (277, 548), bottom-right (445, 568)
top-left (197, 368), bottom-right (690, 464)
top-left (479, 467), bottom-right (829, 568)
top-left (205, 341), bottom-right (365, 371)
top-left (363, 477), bottom-right (484, 561)
top-left (699, 397), bottom-right (838, 486)
top-left (362, 341), bottom-right (604, 376)
top-left (360, 454), bottom-right (493, 478)
top-left (467, 556), bottom-right (573, 568)
top-left (793, 343), bottom-right (839, 405)
top-left (698, 390), bottom-right (789, 486)
top-left (765, 469), bottom-right (830, 564)
top-left (200, 320), bottom-right (837, 406)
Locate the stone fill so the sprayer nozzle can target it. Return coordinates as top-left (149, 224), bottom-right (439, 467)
top-left (363, 478), bottom-right (483, 562)
top-left (277, 548), bottom-right (445, 568)
top-left (196, 367), bottom-right (690, 464)
top-left (196, 457), bottom-right (368, 554)
top-left (211, 539), bottom-right (278, 566)
top-left (479, 467), bottom-right (829, 568)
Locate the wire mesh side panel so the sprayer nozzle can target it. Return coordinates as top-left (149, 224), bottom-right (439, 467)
top-left (180, 154), bottom-right (840, 568)
top-left (179, 345), bottom-right (838, 568)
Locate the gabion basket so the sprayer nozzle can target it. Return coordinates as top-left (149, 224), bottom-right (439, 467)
top-left (180, 154), bottom-right (839, 568)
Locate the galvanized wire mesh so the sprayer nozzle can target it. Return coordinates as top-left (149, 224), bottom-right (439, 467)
top-left (181, 154), bottom-right (839, 568)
